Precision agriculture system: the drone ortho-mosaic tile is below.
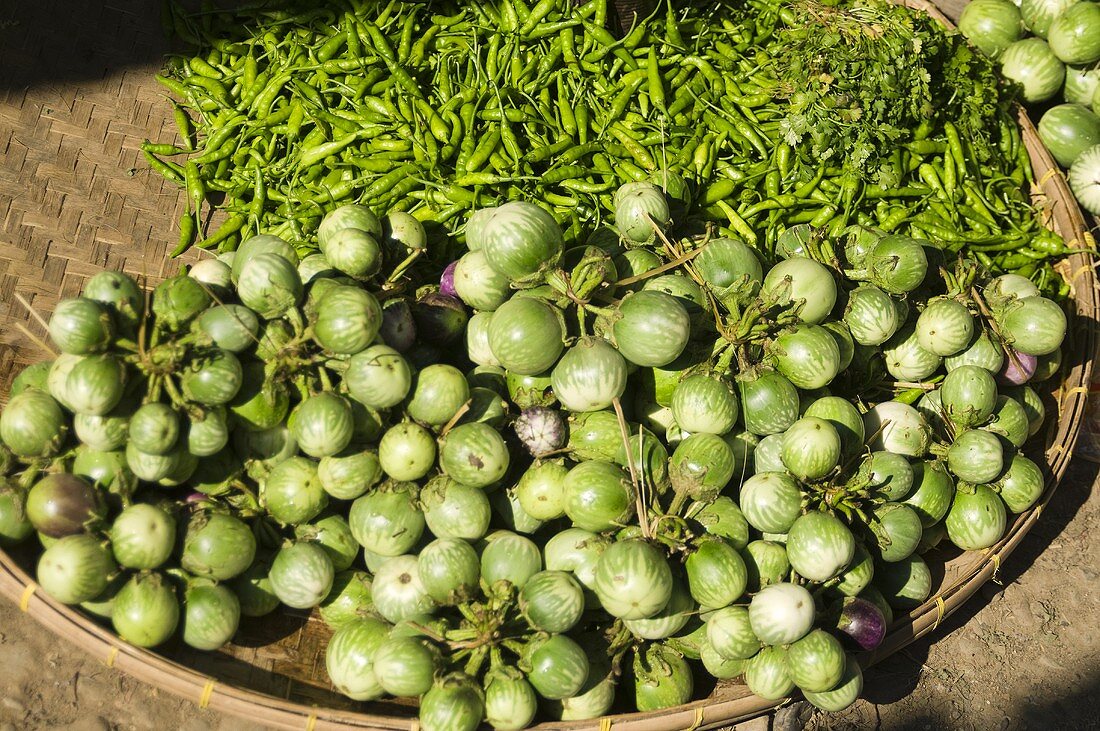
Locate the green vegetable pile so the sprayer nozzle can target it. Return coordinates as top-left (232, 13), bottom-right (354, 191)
top-left (150, 0), bottom-right (1079, 294)
top-left (0, 175), bottom-right (1067, 727)
top-left (0, 0), bottom-right (1086, 728)
top-left (958, 0), bottom-right (1100, 217)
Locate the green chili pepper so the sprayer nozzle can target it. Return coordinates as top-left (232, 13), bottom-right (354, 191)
top-left (237, 68), bottom-right (268, 108)
top-left (792, 165), bottom-right (826, 199)
top-left (764, 169), bottom-right (781, 199)
top-left (349, 157), bottom-right (398, 174)
top-left (729, 92), bottom-right (772, 109)
top-left (361, 164), bottom-right (418, 201)
top-left (580, 20), bottom-right (622, 61)
top-left (943, 122), bottom-right (968, 181)
top-left (386, 60), bottom-right (426, 102)
top-left (171, 103), bottom-right (195, 151)
top-left (141, 140), bottom-right (190, 156)
top-left (904, 140), bottom-right (947, 156)
top-left (701, 132), bottom-right (723, 180)
top-left (315, 29), bottom-right (347, 64)
top-left (878, 207), bottom-right (911, 232)
top-left (521, 137), bottom-right (574, 165)
top-left (303, 177), bottom-right (365, 206)
top-left (614, 160), bottom-right (649, 181)
top-left (1032, 229), bottom-right (1072, 255)
top-left (248, 73), bottom-right (292, 115)
top-left (540, 165), bottom-right (591, 186)
top-left (186, 74), bottom-right (230, 105)
top-left (664, 0), bottom-right (684, 46)
top-left (413, 100), bottom-right (451, 143)
top-left (498, 120), bottom-right (522, 162)
top-left (918, 163), bottom-right (950, 202)
top-left (373, 176), bottom-right (426, 211)
top-left (359, 20), bottom-right (395, 62)
top-left (172, 213), bottom-right (197, 256)
top-left (342, 13), bottom-right (362, 57)
top-left (646, 52), bottom-right (667, 115)
top-left (184, 162), bottom-right (205, 215)
top-left (941, 156), bottom-right (957, 199)
top-left (543, 191), bottom-right (579, 208)
top-left (864, 185), bottom-right (933, 198)
top-left (894, 388), bottom-right (926, 405)
top-left (195, 214), bottom-right (246, 250)
top-left (575, 102), bottom-right (590, 145)
top-left (683, 56), bottom-right (726, 94)
top-left (154, 74), bottom-right (192, 101)
top-left (297, 130), bottom-right (366, 171)
top-left (693, 136), bottom-right (713, 178)
top-left (705, 109), bottom-right (767, 158)
top-left (714, 201), bottom-right (757, 243)
top-left (608, 123), bottom-right (656, 171)
top-left (997, 253), bottom-right (1035, 270)
top-left (810, 205), bottom-right (838, 228)
top-left (559, 177), bottom-right (615, 194)
top-left (739, 194), bottom-right (799, 218)
top-left (451, 172), bottom-right (522, 187)
top-left (396, 12), bottom-right (418, 63)
top-left (488, 151), bottom-right (512, 174)
top-left (465, 130), bottom-right (502, 173)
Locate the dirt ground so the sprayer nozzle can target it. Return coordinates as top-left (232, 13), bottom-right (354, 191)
top-left (1, 457), bottom-right (1097, 731)
top-left (0, 610), bottom-right (263, 731)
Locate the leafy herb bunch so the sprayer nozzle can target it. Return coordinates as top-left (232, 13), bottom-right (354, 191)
top-left (771, 0), bottom-right (1016, 185)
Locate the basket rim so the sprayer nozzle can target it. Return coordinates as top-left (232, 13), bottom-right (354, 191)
top-left (1, 1), bottom-right (1098, 730)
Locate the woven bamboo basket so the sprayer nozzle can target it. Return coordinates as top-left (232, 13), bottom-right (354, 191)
top-left (0, 0), bottom-right (1096, 729)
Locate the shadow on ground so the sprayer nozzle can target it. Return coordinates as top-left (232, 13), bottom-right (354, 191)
top-left (870, 459), bottom-right (1095, 693)
top-left (0, 2), bottom-right (172, 91)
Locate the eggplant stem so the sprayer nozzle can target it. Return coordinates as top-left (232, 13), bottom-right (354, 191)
top-left (612, 396), bottom-right (651, 539)
top-left (969, 285), bottom-right (1028, 377)
top-left (386, 248), bottom-right (424, 285)
top-left (439, 399), bottom-right (471, 437)
top-left (11, 322), bottom-right (58, 359)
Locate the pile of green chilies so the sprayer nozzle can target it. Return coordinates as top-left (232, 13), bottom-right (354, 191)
top-left (149, 0), bottom-right (1076, 295)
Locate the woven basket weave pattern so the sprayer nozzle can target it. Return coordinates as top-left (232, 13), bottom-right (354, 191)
top-left (0, 1), bottom-right (199, 395)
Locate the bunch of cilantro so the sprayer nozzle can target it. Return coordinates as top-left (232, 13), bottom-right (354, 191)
top-left (765, 0), bottom-right (1016, 185)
